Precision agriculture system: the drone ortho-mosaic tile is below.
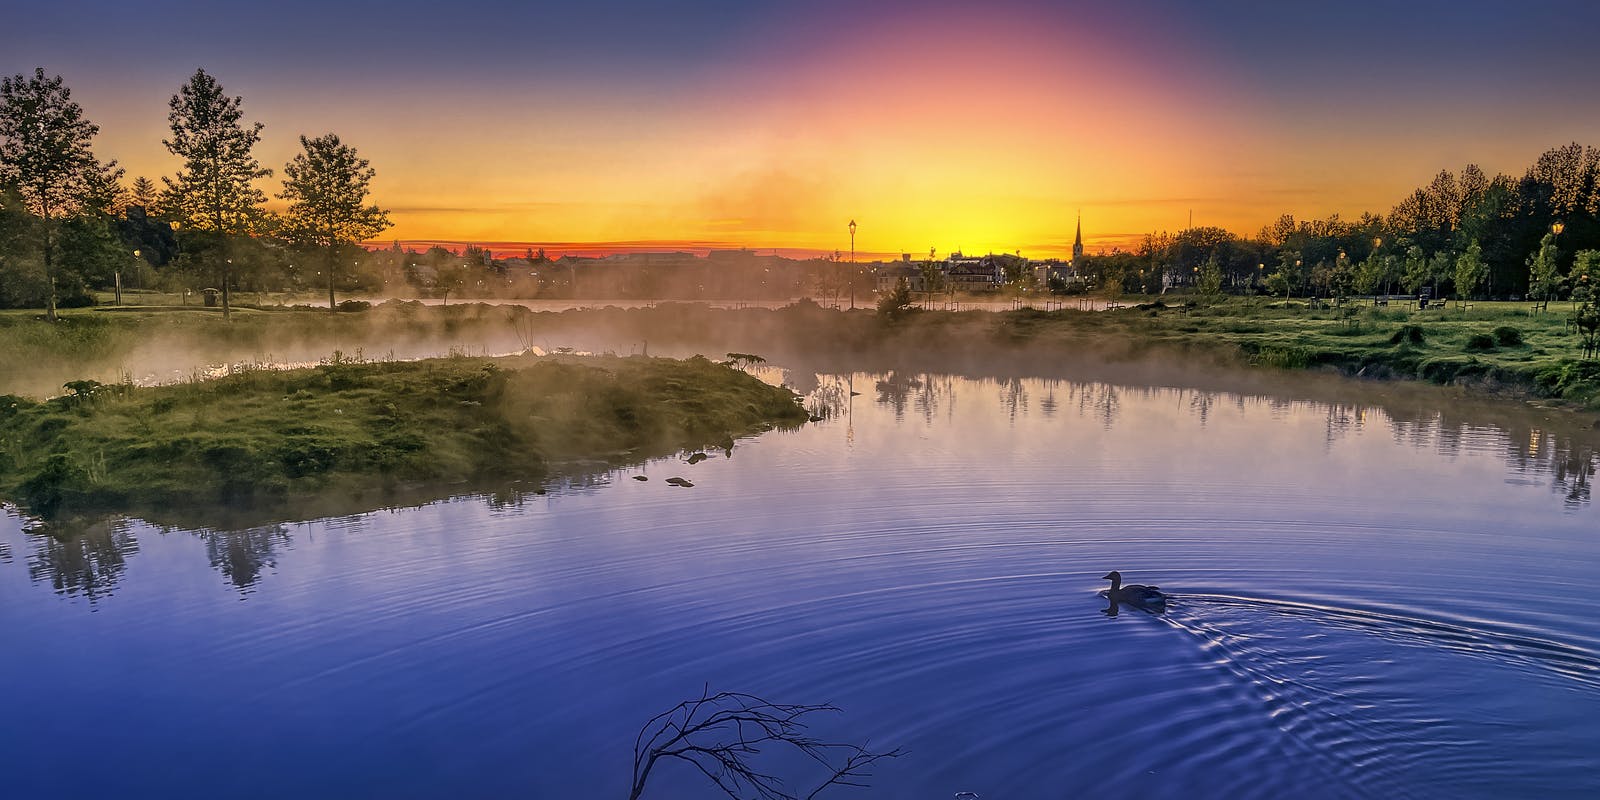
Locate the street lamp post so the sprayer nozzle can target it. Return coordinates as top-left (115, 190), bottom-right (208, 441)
top-left (848, 219), bottom-right (857, 310)
top-left (119, 249), bottom-right (138, 306)
top-left (169, 221), bottom-right (181, 305)
top-left (1552, 222), bottom-right (1566, 311)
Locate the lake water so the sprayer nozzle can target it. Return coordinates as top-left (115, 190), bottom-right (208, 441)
top-left (2, 366), bottom-right (1598, 799)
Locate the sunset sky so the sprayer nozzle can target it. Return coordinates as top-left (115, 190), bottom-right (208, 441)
top-left (10, 0), bottom-right (1600, 257)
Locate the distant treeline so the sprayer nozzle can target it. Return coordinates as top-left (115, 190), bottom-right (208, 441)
top-left (1079, 146), bottom-right (1600, 303)
top-left (2, 65), bottom-right (1598, 311)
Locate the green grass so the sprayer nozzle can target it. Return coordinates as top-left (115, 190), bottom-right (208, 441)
top-left (0, 354), bottom-right (806, 522)
top-left (953, 297), bottom-right (1600, 409)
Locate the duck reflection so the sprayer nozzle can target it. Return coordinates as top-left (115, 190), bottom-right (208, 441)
top-left (1101, 594), bottom-right (1169, 618)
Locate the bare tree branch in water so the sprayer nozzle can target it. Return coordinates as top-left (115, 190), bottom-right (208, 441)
top-left (629, 687), bottom-right (903, 800)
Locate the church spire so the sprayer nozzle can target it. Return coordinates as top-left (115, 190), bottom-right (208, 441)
top-left (1072, 211), bottom-right (1084, 265)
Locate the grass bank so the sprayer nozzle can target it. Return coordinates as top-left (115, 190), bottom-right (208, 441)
top-left (8, 295), bottom-right (1600, 416)
top-left (1049, 298), bottom-right (1600, 409)
top-left (0, 354), bottom-right (806, 521)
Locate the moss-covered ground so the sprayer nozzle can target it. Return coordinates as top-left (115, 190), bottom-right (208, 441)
top-left (0, 353), bottom-right (806, 521)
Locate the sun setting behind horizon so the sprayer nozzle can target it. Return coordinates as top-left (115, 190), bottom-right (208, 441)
top-left (12, 0), bottom-right (1600, 258)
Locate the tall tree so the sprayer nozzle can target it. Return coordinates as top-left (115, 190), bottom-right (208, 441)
top-left (1454, 240), bottom-right (1487, 301)
top-left (277, 133), bottom-right (391, 310)
top-left (0, 68), bottom-right (122, 320)
top-left (1401, 245), bottom-right (1430, 294)
top-left (162, 68), bottom-right (269, 319)
top-left (1198, 251), bottom-right (1224, 301)
top-left (129, 175), bottom-right (158, 210)
top-left (1527, 233), bottom-right (1562, 311)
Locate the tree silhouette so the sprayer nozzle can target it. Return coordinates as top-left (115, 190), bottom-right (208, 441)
top-left (277, 133), bottom-right (391, 311)
top-left (0, 68), bottom-right (122, 320)
top-left (629, 688), bottom-right (902, 800)
top-left (129, 175), bottom-right (158, 210)
top-left (162, 68), bottom-right (270, 319)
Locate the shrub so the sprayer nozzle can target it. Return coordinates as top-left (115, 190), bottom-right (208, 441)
top-left (1493, 326), bottom-right (1523, 347)
top-left (1465, 333), bottom-right (1497, 352)
top-left (1253, 344), bottom-right (1312, 369)
top-left (875, 278), bottom-right (915, 320)
top-left (1389, 324), bottom-right (1426, 345)
top-left (337, 299), bottom-right (372, 312)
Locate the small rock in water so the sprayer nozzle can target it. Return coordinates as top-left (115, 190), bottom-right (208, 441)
top-left (687, 452), bottom-right (708, 465)
top-left (665, 477), bottom-right (694, 487)
top-left (632, 475), bottom-right (649, 481)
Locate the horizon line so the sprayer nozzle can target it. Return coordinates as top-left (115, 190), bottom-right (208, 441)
top-left (361, 236), bottom-right (1147, 260)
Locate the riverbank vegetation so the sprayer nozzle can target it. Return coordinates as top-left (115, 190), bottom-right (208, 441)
top-left (1030, 298), bottom-right (1600, 408)
top-left (0, 353), bottom-right (807, 521)
top-left (12, 295), bottom-right (1600, 411)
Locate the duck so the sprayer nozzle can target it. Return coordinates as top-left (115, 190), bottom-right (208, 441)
top-left (1101, 571), bottom-right (1167, 606)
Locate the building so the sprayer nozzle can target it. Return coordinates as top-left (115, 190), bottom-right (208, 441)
top-left (1036, 213), bottom-right (1091, 289)
top-left (945, 253), bottom-right (1004, 291)
top-left (1072, 211), bottom-right (1085, 266)
top-left (874, 259), bottom-right (926, 293)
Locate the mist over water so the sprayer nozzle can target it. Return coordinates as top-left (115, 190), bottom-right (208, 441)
top-left (3, 346), bottom-right (1599, 798)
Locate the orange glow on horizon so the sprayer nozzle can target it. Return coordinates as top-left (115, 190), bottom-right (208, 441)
top-left (78, 6), bottom-right (1578, 260)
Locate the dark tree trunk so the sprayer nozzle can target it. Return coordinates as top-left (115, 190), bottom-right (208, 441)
top-left (43, 221), bottom-right (58, 322)
top-left (326, 238), bottom-right (336, 310)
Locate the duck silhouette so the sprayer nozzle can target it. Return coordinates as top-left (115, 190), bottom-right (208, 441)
top-left (1100, 571), bottom-right (1167, 610)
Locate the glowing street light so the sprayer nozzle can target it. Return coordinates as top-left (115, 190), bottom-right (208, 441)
top-left (117, 248), bottom-right (138, 305)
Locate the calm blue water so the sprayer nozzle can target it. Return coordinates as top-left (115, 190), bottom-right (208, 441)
top-left (2, 370), bottom-right (1598, 799)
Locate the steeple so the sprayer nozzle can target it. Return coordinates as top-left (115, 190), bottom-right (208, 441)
top-left (1072, 211), bottom-right (1084, 265)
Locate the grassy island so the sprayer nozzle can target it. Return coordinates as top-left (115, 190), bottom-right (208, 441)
top-left (0, 354), bottom-right (807, 521)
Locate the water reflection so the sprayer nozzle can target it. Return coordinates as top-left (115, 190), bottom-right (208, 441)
top-left (24, 518), bottom-right (138, 601)
top-left (998, 377), bottom-right (1027, 423)
top-left (1075, 382), bottom-right (1121, 429)
top-left (6, 369), bottom-right (1599, 604)
top-left (849, 371), bottom-right (1600, 511)
top-left (1100, 596), bottom-right (1164, 618)
top-left (198, 525), bottom-right (290, 591)
top-left (1550, 438), bottom-right (1594, 508)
